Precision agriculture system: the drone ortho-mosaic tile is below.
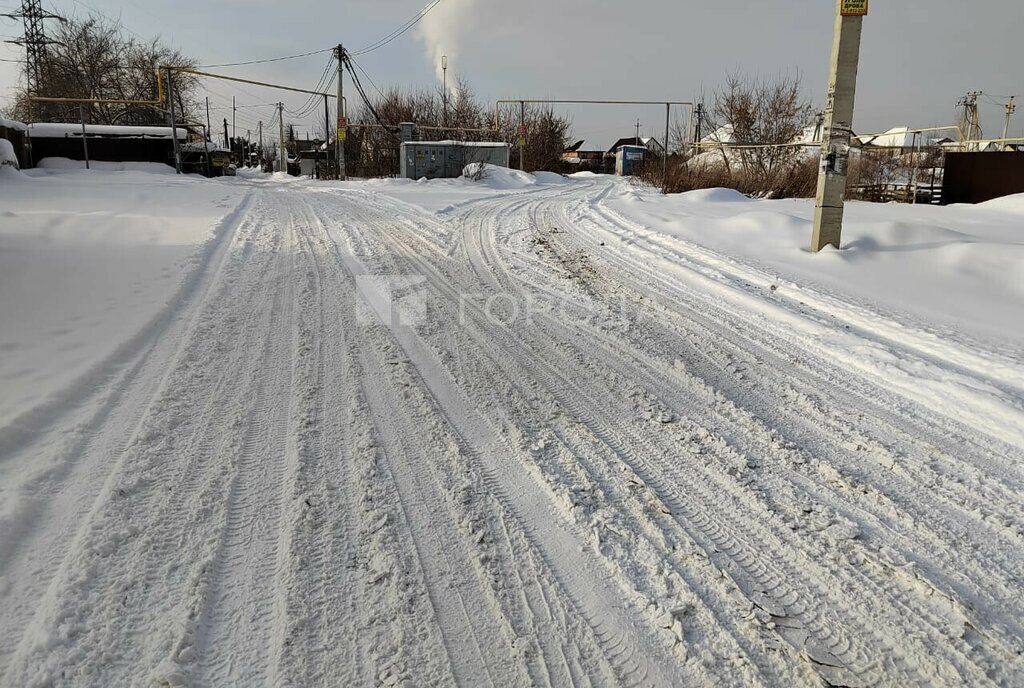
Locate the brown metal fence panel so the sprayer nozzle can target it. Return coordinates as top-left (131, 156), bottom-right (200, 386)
top-left (941, 152), bottom-right (1024, 205)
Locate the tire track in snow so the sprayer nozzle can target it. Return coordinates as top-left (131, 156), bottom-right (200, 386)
top-left (313, 193), bottom-right (701, 687)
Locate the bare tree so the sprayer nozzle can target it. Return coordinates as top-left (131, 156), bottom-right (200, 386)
top-left (709, 71), bottom-right (815, 190)
top-left (7, 15), bottom-right (198, 125)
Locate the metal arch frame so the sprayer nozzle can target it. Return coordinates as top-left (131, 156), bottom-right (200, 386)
top-left (494, 98), bottom-right (695, 194)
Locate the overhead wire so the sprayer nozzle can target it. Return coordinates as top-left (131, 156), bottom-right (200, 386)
top-left (342, 49), bottom-right (400, 142)
top-left (350, 0), bottom-right (442, 56)
top-left (197, 46), bottom-right (333, 69)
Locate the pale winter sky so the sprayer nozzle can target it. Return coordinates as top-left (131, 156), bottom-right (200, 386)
top-left (1, 0), bottom-right (1020, 149)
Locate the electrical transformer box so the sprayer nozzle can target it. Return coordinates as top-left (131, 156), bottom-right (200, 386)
top-left (615, 145), bottom-right (646, 176)
top-left (401, 140), bottom-right (510, 180)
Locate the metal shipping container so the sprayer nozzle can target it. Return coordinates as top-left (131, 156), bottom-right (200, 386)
top-left (400, 141), bottom-right (510, 180)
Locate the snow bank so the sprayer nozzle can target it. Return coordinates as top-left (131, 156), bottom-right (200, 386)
top-left (0, 138), bottom-right (18, 169)
top-left (978, 192), bottom-right (1024, 213)
top-left (601, 184), bottom-right (1024, 345)
top-left (676, 187), bottom-right (751, 203)
top-left (0, 169), bottom-right (248, 427)
top-left (34, 157), bottom-right (177, 174)
top-left (462, 163), bottom-right (567, 189)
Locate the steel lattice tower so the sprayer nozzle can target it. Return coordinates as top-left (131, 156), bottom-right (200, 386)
top-left (3, 0), bottom-right (63, 98)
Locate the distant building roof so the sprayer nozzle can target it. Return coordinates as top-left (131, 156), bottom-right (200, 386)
top-left (0, 118), bottom-right (28, 132)
top-left (565, 139), bottom-right (604, 153)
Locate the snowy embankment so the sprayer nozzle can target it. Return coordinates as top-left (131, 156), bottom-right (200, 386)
top-left (600, 183), bottom-right (1024, 346)
top-left (0, 166), bottom-right (247, 430)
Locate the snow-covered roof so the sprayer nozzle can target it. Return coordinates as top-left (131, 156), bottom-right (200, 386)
top-left (401, 139), bottom-right (509, 147)
top-left (857, 126), bottom-right (916, 148)
top-left (28, 123), bottom-right (188, 139)
top-left (0, 118), bottom-right (28, 132)
top-left (702, 124), bottom-right (734, 144)
top-left (566, 139), bottom-right (604, 153)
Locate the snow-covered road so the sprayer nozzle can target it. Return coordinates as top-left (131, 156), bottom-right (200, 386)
top-left (2, 169), bottom-right (1023, 687)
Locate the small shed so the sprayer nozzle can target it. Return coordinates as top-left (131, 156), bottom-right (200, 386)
top-left (27, 123), bottom-right (188, 166)
top-left (400, 140), bottom-right (509, 180)
top-left (615, 145), bottom-right (646, 176)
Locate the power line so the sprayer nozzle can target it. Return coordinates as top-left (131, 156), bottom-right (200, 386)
top-left (348, 54), bottom-right (386, 99)
top-left (351, 0), bottom-right (442, 56)
top-left (197, 46), bottom-right (333, 69)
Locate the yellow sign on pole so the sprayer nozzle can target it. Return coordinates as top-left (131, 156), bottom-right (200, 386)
top-left (841, 0), bottom-right (868, 16)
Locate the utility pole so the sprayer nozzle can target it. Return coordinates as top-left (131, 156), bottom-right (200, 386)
top-left (694, 102), bottom-right (703, 145)
top-left (957, 91), bottom-right (981, 151)
top-left (223, 118), bottom-right (229, 152)
top-left (810, 0), bottom-right (867, 253)
top-left (205, 96), bottom-right (212, 145)
top-left (335, 44), bottom-right (347, 180)
top-left (1003, 96), bottom-right (1016, 150)
top-left (166, 67), bottom-right (182, 174)
top-left (232, 95), bottom-right (236, 144)
top-left (442, 55), bottom-right (448, 129)
top-left (258, 120), bottom-right (263, 166)
top-left (78, 104), bottom-right (89, 170)
top-left (662, 103), bottom-right (670, 194)
top-left (204, 96), bottom-right (212, 177)
top-left (519, 100), bottom-right (526, 172)
top-left (323, 94), bottom-right (331, 177)
top-left (278, 102), bottom-right (287, 174)
top-left (635, 118), bottom-right (641, 145)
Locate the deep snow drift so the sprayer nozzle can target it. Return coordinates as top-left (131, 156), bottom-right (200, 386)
top-left (1, 166), bottom-right (1022, 687)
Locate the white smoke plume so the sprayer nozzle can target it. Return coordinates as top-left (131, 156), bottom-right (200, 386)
top-left (416, 0), bottom-right (478, 99)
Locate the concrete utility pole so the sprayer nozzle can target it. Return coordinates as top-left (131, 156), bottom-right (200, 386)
top-left (258, 120), bottom-right (263, 164)
top-left (662, 102), bottom-right (670, 194)
top-left (810, 0), bottom-right (868, 253)
top-left (1003, 96), bottom-right (1016, 150)
top-left (205, 96), bottom-right (212, 167)
top-left (519, 100), bottom-right (526, 172)
top-left (232, 95), bottom-right (236, 144)
top-left (335, 44), bottom-right (347, 180)
top-left (278, 102), bottom-right (287, 174)
top-left (323, 94), bottom-right (330, 177)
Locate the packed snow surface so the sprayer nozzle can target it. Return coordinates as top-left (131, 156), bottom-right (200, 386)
top-left (1, 166), bottom-right (1023, 688)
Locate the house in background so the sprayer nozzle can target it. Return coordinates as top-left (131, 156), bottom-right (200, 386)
top-left (562, 139), bottom-right (605, 170)
top-left (607, 136), bottom-right (665, 158)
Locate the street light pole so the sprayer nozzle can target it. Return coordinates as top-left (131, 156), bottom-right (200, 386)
top-left (810, 0), bottom-right (867, 252)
